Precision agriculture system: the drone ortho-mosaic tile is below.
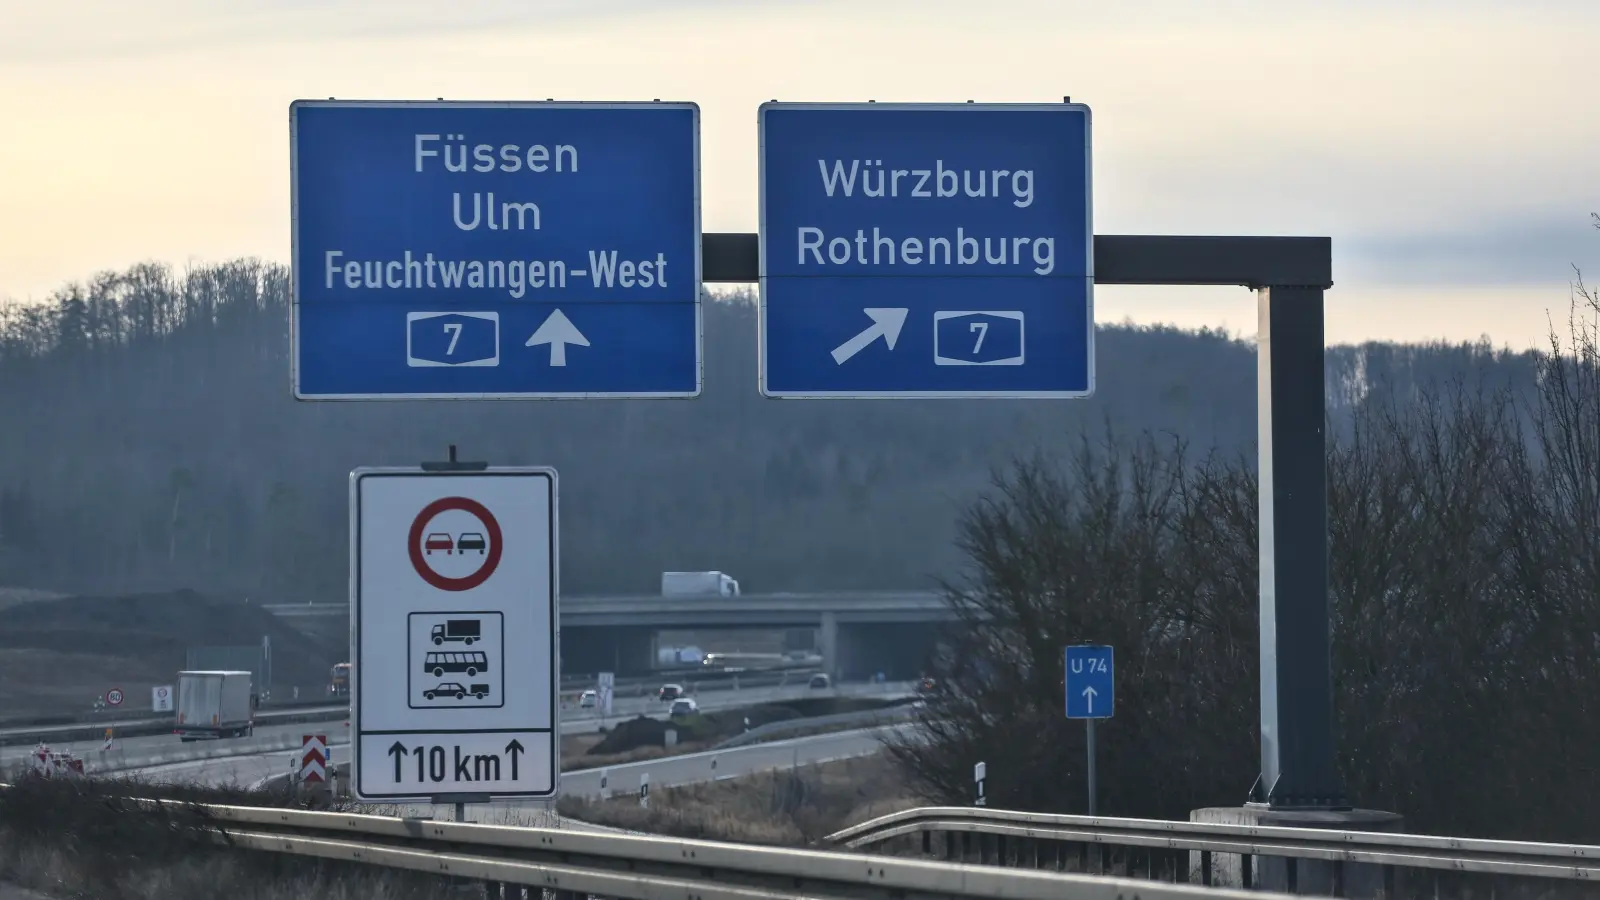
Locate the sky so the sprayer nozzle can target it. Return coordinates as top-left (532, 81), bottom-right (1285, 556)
top-left (1, 0), bottom-right (1597, 348)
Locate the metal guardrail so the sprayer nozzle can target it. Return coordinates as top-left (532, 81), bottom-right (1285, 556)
top-left (0, 703), bottom-right (350, 745)
top-left (826, 806), bottom-right (1600, 896)
top-left (200, 801), bottom-right (1292, 900)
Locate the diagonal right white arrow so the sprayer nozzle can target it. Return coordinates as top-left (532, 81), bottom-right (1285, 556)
top-left (831, 308), bottom-right (909, 365)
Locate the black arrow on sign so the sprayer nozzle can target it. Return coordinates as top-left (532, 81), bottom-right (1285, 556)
top-left (388, 741), bottom-right (407, 782)
top-left (505, 739), bottom-right (525, 780)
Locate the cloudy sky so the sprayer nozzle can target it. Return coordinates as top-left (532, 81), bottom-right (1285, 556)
top-left (2, 0), bottom-right (1596, 347)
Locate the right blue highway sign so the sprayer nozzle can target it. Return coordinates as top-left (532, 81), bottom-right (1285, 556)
top-left (758, 102), bottom-right (1093, 398)
top-left (1065, 644), bottom-right (1113, 719)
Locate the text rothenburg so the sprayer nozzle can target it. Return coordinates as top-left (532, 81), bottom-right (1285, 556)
top-left (759, 102), bottom-right (1093, 399)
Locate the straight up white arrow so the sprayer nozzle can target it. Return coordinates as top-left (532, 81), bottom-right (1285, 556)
top-left (831, 308), bottom-right (909, 365)
top-left (525, 309), bottom-right (590, 366)
top-left (1082, 686), bottom-right (1097, 715)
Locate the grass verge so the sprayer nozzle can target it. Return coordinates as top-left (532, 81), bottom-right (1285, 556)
top-left (0, 775), bottom-right (453, 900)
top-left (554, 754), bottom-right (923, 846)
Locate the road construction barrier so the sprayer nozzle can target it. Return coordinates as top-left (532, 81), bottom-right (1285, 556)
top-left (84, 731), bottom-right (311, 775)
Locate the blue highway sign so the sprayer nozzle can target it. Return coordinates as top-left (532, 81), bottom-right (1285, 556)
top-left (291, 100), bottom-right (701, 399)
top-left (1065, 645), bottom-right (1113, 719)
top-left (758, 102), bottom-right (1093, 398)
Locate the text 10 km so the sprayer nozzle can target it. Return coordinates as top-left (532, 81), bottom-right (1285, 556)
top-left (386, 739), bottom-right (527, 783)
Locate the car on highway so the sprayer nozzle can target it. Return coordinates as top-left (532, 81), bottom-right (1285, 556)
top-left (918, 676), bottom-right (936, 693)
top-left (669, 697), bottom-right (698, 717)
top-left (808, 673), bottom-right (832, 689)
top-left (658, 683), bottom-right (684, 702)
top-left (579, 689), bottom-right (597, 708)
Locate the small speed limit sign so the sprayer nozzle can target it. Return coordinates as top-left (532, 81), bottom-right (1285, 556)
top-left (105, 688), bottom-right (124, 707)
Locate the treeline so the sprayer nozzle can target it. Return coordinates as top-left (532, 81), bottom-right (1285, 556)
top-left (0, 257), bottom-right (1545, 599)
top-left (892, 280), bottom-right (1600, 840)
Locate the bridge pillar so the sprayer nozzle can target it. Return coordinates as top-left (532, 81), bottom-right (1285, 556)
top-left (818, 612), bottom-right (839, 682)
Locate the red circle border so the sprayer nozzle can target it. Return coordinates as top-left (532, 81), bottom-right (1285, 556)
top-left (407, 496), bottom-right (504, 592)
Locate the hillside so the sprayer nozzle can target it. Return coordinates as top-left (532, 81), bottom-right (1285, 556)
top-left (0, 589), bottom-right (343, 719)
top-left (0, 259), bottom-right (1547, 600)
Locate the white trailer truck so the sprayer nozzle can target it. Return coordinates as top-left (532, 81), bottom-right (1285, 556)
top-left (660, 571), bottom-right (740, 597)
top-left (175, 670), bottom-right (256, 741)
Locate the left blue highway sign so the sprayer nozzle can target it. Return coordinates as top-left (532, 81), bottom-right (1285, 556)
top-left (290, 100), bottom-right (701, 399)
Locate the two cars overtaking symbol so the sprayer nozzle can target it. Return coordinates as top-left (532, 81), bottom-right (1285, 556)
top-left (423, 532), bottom-right (487, 555)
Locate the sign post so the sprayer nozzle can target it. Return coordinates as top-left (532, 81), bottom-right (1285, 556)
top-left (291, 100), bottom-right (702, 400)
top-left (104, 688), bottom-right (124, 708)
top-left (1065, 645), bottom-right (1113, 815)
top-left (973, 760), bottom-right (987, 807)
top-left (350, 466), bottom-right (559, 803)
top-left (598, 671), bottom-right (615, 718)
top-left (758, 101), bottom-right (1093, 398)
top-left (151, 685), bottom-right (173, 713)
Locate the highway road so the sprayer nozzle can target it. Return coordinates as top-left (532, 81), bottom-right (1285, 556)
top-left (0, 682), bottom-right (796, 759)
top-left (3, 681), bottom-right (908, 768)
top-left (0, 704), bottom-right (347, 741)
top-left (0, 669), bottom-right (821, 742)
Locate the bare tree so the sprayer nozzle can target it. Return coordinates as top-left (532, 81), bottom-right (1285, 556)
top-left (893, 215), bottom-right (1600, 840)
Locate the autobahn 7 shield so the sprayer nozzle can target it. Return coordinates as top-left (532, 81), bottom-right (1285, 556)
top-left (350, 467), bottom-right (559, 801)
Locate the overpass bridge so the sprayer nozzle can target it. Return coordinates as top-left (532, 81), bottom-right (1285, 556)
top-left (264, 590), bottom-right (960, 679)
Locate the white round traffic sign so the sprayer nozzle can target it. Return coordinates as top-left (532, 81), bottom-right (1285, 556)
top-left (408, 496), bottom-right (503, 592)
top-left (105, 688), bottom-right (124, 707)
top-left (156, 687), bottom-right (169, 700)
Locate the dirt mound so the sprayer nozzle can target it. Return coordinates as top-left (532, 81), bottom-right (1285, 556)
top-left (588, 703), bottom-right (809, 756)
top-left (0, 589), bottom-right (342, 718)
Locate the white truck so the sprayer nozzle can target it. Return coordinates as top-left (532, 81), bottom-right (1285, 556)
top-left (661, 571), bottom-right (740, 597)
top-left (175, 670), bottom-right (256, 741)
